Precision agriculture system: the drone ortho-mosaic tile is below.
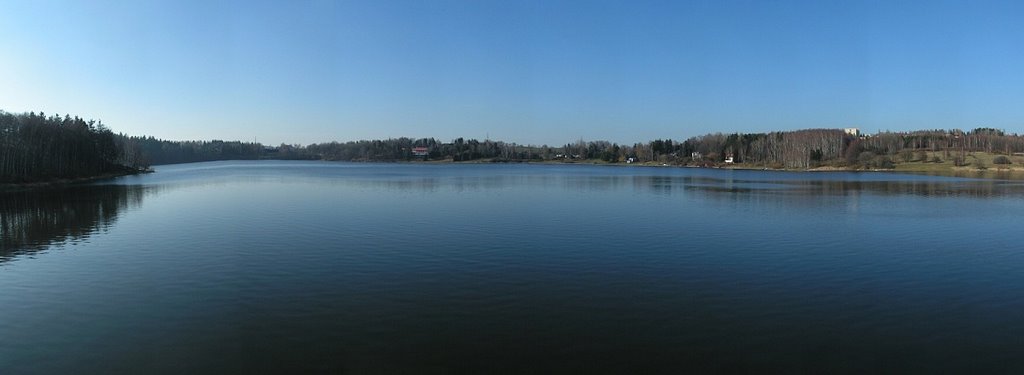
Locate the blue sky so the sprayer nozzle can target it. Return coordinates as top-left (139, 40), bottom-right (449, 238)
top-left (2, 0), bottom-right (1023, 145)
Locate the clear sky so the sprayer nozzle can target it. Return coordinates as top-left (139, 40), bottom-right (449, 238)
top-left (2, 0), bottom-right (1023, 145)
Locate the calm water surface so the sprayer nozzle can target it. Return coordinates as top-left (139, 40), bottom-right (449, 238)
top-left (2, 161), bottom-right (1024, 374)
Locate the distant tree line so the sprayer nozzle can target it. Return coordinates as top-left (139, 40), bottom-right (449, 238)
top-left (304, 137), bottom-right (546, 162)
top-left (9, 109), bottom-right (1024, 183)
top-left (120, 136), bottom-right (266, 165)
top-left (639, 128), bottom-right (1024, 169)
top-left (124, 127), bottom-right (1024, 170)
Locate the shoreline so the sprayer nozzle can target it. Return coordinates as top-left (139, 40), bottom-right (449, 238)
top-left (451, 158), bottom-right (1024, 178)
top-left (11, 158), bottom-right (1018, 189)
top-left (0, 169), bottom-right (152, 192)
top-left (418, 157), bottom-right (1017, 174)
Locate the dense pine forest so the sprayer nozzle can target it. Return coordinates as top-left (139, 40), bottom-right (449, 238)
top-left (0, 111), bottom-right (147, 183)
top-left (5, 108), bottom-right (1024, 184)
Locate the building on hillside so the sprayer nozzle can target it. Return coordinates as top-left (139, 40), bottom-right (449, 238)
top-left (844, 128), bottom-right (861, 136)
top-left (412, 147), bottom-right (429, 157)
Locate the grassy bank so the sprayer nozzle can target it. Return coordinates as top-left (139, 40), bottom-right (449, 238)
top-left (892, 151), bottom-right (1024, 172)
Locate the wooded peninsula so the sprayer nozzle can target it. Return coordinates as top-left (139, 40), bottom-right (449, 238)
top-left (4, 109), bottom-right (1024, 184)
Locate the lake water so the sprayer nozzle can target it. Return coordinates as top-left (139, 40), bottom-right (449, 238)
top-left (2, 161), bottom-right (1024, 374)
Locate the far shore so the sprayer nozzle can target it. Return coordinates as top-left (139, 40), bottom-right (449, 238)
top-left (367, 154), bottom-right (1024, 178)
top-left (7, 152), bottom-right (1023, 191)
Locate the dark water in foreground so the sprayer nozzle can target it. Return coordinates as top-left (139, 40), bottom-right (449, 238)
top-left (2, 161), bottom-right (1024, 374)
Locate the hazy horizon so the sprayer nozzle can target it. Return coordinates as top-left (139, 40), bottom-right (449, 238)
top-left (3, 0), bottom-right (1022, 146)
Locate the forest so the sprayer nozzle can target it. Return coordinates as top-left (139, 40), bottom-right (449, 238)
top-left (79, 127), bottom-right (1024, 171)
top-left (5, 108), bottom-right (1024, 184)
top-left (292, 128), bottom-right (1024, 171)
top-left (670, 128), bottom-right (1024, 169)
top-left (0, 111), bottom-right (148, 183)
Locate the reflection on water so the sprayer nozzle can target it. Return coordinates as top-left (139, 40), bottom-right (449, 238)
top-left (0, 185), bottom-right (151, 262)
top-left (320, 170), bottom-right (1024, 200)
top-left (4, 161), bottom-right (1024, 374)
top-left (912, 168), bottom-right (1024, 181)
top-left (3, 168), bottom-right (1010, 265)
top-left (680, 176), bottom-right (1023, 198)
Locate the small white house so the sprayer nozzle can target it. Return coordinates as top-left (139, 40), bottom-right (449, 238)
top-left (724, 154), bottom-right (734, 163)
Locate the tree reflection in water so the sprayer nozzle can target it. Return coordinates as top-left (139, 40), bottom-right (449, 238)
top-left (0, 184), bottom-right (152, 262)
